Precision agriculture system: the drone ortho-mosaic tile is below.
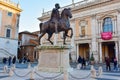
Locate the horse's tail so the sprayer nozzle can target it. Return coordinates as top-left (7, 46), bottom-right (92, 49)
top-left (39, 23), bottom-right (43, 33)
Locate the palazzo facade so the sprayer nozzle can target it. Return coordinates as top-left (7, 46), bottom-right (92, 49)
top-left (0, 0), bottom-right (22, 58)
top-left (38, 0), bottom-right (120, 64)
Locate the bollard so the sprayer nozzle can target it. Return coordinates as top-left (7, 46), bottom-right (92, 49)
top-left (12, 64), bottom-right (16, 70)
top-left (9, 68), bottom-right (14, 77)
top-left (91, 65), bottom-right (96, 78)
top-left (28, 63), bottom-right (31, 69)
top-left (64, 70), bottom-right (68, 80)
top-left (3, 65), bottom-right (8, 73)
top-left (77, 63), bottom-right (81, 70)
top-left (30, 69), bottom-right (34, 80)
top-left (91, 65), bottom-right (94, 70)
top-left (98, 66), bottom-right (103, 76)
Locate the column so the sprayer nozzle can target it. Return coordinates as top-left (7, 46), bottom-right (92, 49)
top-left (113, 19), bottom-right (117, 34)
top-left (99, 42), bottom-right (102, 63)
top-left (15, 14), bottom-right (20, 39)
top-left (91, 14), bottom-right (97, 59)
top-left (115, 41), bottom-right (118, 61)
top-left (98, 20), bottom-right (101, 35)
top-left (76, 44), bottom-right (79, 60)
top-left (91, 15), bottom-right (96, 52)
top-left (114, 19), bottom-right (117, 34)
top-left (112, 19), bottom-right (115, 34)
top-left (117, 9), bottom-right (120, 64)
top-left (118, 41), bottom-right (120, 64)
top-left (89, 43), bottom-right (92, 57)
top-left (71, 23), bottom-right (75, 47)
top-left (100, 20), bottom-right (102, 33)
top-left (117, 9), bottom-right (120, 36)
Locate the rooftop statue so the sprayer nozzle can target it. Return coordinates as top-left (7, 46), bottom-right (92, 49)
top-left (38, 3), bottom-right (73, 45)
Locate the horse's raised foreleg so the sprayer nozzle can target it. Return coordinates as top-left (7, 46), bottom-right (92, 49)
top-left (48, 33), bottom-right (53, 45)
top-left (38, 33), bottom-right (45, 45)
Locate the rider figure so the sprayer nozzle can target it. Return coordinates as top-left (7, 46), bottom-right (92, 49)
top-left (50, 3), bottom-right (60, 33)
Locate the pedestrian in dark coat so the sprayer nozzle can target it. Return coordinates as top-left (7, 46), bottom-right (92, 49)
top-left (113, 57), bottom-right (117, 71)
top-left (3, 57), bottom-right (7, 64)
top-left (105, 56), bottom-right (111, 71)
top-left (8, 56), bottom-right (12, 66)
top-left (78, 55), bottom-right (82, 64)
top-left (12, 56), bottom-right (16, 64)
top-left (82, 57), bottom-right (86, 69)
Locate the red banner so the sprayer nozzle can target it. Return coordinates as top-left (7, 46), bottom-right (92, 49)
top-left (101, 32), bottom-right (112, 40)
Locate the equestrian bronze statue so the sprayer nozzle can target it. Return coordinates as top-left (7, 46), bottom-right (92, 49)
top-left (38, 4), bottom-right (73, 45)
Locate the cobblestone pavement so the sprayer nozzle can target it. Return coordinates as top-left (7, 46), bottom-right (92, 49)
top-left (0, 62), bottom-right (120, 80)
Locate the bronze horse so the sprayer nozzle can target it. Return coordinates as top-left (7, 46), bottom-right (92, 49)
top-left (38, 8), bottom-right (73, 45)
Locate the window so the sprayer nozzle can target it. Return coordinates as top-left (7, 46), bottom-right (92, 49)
top-left (6, 28), bottom-right (11, 38)
top-left (8, 12), bottom-right (12, 16)
top-left (103, 17), bottom-right (113, 32)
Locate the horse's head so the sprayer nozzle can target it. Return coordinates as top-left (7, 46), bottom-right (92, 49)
top-left (61, 8), bottom-right (72, 18)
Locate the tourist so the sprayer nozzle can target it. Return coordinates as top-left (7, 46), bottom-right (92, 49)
top-left (113, 57), bottom-right (117, 71)
top-left (8, 56), bottom-right (12, 66)
top-left (105, 56), bottom-right (111, 71)
top-left (3, 57), bottom-right (7, 65)
top-left (77, 55), bottom-right (82, 69)
top-left (12, 56), bottom-right (16, 64)
top-left (82, 57), bottom-right (86, 69)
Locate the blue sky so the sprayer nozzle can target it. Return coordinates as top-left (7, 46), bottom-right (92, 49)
top-left (11, 0), bottom-right (81, 32)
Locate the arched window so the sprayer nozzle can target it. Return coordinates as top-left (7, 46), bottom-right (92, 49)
top-left (103, 17), bottom-right (113, 32)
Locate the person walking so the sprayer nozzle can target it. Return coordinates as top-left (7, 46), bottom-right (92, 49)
top-left (77, 55), bottom-right (82, 69)
top-left (12, 56), bottom-right (16, 64)
top-left (82, 57), bottom-right (86, 69)
top-left (113, 57), bottom-right (117, 71)
top-left (3, 57), bottom-right (7, 65)
top-left (105, 56), bottom-right (111, 71)
top-left (8, 56), bottom-right (12, 66)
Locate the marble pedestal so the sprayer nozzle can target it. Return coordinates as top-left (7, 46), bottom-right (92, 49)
top-left (36, 45), bottom-right (71, 73)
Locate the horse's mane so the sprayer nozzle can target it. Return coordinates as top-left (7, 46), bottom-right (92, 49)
top-left (61, 8), bottom-right (67, 17)
top-left (61, 8), bottom-right (71, 17)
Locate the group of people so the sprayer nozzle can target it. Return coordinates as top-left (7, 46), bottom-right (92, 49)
top-left (77, 55), bottom-right (86, 69)
top-left (18, 56), bottom-right (30, 64)
top-left (77, 55), bottom-right (118, 71)
top-left (105, 56), bottom-right (118, 71)
top-left (2, 56), bottom-right (16, 66)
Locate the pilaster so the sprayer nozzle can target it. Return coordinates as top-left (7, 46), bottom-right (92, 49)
top-left (91, 14), bottom-right (98, 62)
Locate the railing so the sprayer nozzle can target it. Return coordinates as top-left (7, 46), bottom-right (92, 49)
top-left (42, 0), bottom-right (111, 16)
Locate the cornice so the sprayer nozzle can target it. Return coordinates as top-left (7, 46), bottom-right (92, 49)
top-left (0, 1), bottom-right (22, 12)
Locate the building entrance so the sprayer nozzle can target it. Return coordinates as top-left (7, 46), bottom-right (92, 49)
top-left (102, 42), bottom-right (115, 62)
top-left (79, 43), bottom-right (89, 61)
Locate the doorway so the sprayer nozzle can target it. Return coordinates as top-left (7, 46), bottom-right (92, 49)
top-left (102, 42), bottom-right (115, 62)
top-left (79, 43), bottom-right (90, 61)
